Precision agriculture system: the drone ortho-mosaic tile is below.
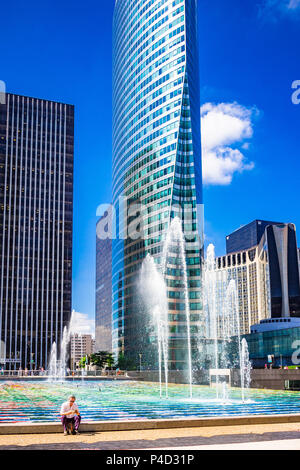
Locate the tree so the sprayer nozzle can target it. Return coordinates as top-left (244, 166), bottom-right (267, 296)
top-left (89, 351), bottom-right (115, 369)
top-left (78, 356), bottom-right (88, 369)
top-left (105, 353), bottom-right (115, 369)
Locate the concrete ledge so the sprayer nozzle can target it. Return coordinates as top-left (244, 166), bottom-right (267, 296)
top-left (1, 414), bottom-right (300, 435)
top-left (0, 376), bottom-right (133, 381)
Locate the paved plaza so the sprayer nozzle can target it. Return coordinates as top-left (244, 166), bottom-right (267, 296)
top-left (0, 422), bottom-right (300, 450)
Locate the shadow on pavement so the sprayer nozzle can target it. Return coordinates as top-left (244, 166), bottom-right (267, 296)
top-left (0, 431), bottom-right (300, 450)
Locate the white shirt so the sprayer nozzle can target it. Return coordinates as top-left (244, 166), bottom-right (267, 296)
top-left (60, 401), bottom-right (79, 419)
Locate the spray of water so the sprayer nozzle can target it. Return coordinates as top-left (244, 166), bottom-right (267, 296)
top-left (222, 381), bottom-right (229, 403)
top-left (47, 312), bottom-right (73, 380)
top-left (48, 343), bottom-right (57, 379)
top-left (58, 325), bottom-right (72, 379)
top-left (140, 254), bottom-right (169, 398)
top-left (241, 338), bottom-right (252, 402)
top-left (161, 217), bottom-right (193, 398)
top-left (204, 244), bottom-right (219, 398)
top-left (204, 244), bottom-right (253, 403)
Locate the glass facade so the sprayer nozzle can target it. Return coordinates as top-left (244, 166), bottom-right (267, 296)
top-left (0, 94), bottom-right (74, 370)
top-left (262, 223), bottom-right (300, 318)
top-left (95, 217), bottom-right (112, 352)
top-left (112, 0), bottom-right (203, 369)
top-left (226, 220), bottom-right (283, 255)
top-left (245, 327), bottom-right (300, 368)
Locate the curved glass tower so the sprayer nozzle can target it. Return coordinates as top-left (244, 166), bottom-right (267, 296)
top-left (112, 0), bottom-right (203, 369)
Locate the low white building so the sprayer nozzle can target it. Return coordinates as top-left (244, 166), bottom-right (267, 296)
top-left (70, 334), bottom-right (95, 369)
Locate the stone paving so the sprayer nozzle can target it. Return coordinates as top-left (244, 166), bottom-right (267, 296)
top-left (0, 422), bottom-right (300, 450)
top-left (156, 439), bottom-right (300, 450)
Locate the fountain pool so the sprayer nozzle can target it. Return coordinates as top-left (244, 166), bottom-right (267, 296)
top-left (0, 380), bottom-right (299, 423)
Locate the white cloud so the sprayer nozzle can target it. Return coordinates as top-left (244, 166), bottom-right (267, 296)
top-left (201, 102), bottom-right (256, 186)
top-left (288, 0), bottom-right (300, 9)
top-left (259, 0), bottom-right (300, 20)
top-left (70, 310), bottom-right (95, 337)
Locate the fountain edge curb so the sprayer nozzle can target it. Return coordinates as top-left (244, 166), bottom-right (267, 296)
top-left (1, 414), bottom-right (300, 435)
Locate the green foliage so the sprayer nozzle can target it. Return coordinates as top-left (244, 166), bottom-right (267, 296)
top-left (106, 353), bottom-right (115, 368)
top-left (78, 351), bottom-right (138, 371)
top-left (88, 351), bottom-right (116, 369)
top-left (78, 356), bottom-right (87, 369)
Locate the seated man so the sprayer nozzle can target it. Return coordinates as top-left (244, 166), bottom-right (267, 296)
top-left (60, 395), bottom-right (81, 435)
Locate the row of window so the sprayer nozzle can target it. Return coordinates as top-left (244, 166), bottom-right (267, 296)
top-left (120, 94), bottom-right (182, 155)
top-left (113, 33), bottom-right (184, 138)
top-left (114, 34), bottom-right (184, 131)
top-left (116, 50), bottom-right (185, 138)
top-left (113, 117), bottom-right (180, 188)
top-left (116, 74), bottom-right (183, 158)
top-left (126, 165), bottom-right (174, 196)
top-left (115, 14), bottom-right (184, 93)
top-left (125, 151), bottom-right (175, 187)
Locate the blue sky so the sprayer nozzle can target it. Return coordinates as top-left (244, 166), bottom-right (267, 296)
top-left (0, 0), bottom-right (299, 327)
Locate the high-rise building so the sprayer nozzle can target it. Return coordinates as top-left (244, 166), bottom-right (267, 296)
top-left (112, 0), bottom-right (203, 369)
top-left (215, 244), bottom-right (270, 336)
top-left (243, 224), bottom-right (300, 367)
top-left (112, 0), bottom-right (202, 369)
top-left (226, 220), bottom-right (283, 254)
top-left (263, 223), bottom-right (300, 318)
top-left (0, 93), bottom-right (74, 370)
top-left (214, 221), bottom-right (300, 336)
top-left (250, 223), bottom-right (300, 333)
top-left (95, 217), bottom-right (112, 352)
top-left (70, 333), bottom-right (95, 370)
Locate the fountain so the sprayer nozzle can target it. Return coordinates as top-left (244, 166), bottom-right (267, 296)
top-left (161, 217), bottom-right (193, 398)
top-left (58, 325), bottom-right (72, 379)
top-left (140, 254), bottom-right (169, 398)
top-left (1, 380), bottom-right (299, 423)
top-left (221, 381), bottom-right (229, 403)
top-left (221, 279), bottom-right (238, 369)
top-left (47, 319), bottom-right (72, 380)
top-left (204, 244), bottom-right (219, 397)
top-left (204, 245), bottom-right (252, 401)
top-left (241, 338), bottom-right (252, 402)
top-left (224, 280), bottom-right (253, 401)
top-left (0, 235), bottom-right (295, 425)
top-left (139, 217), bottom-right (194, 398)
top-left (48, 343), bottom-right (57, 379)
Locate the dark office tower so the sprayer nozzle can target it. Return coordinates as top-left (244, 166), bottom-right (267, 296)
top-left (95, 217), bottom-right (112, 352)
top-left (112, 0), bottom-right (203, 369)
top-left (0, 93), bottom-right (74, 370)
top-left (263, 223), bottom-right (300, 318)
top-left (226, 220), bottom-right (283, 254)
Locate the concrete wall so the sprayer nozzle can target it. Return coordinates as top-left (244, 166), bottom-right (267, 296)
top-left (128, 369), bottom-right (300, 391)
top-left (127, 370), bottom-right (209, 385)
top-left (250, 369), bottom-right (300, 390)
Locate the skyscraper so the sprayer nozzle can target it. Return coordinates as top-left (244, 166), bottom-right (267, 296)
top-left (245, 224), bottom-right (300, 367)
top-left (262, 223), bottom-right (300, 318)
top-left (215, 244), bottom-right (270, 336)
top-left (226, 220), bottom-right (283, 254)
top-left (0, 93), bottom-right (74, 370)
top-left (213, 221), bottom-right (300, 337)
top-left (112, 0), bottom-right (203, 369)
